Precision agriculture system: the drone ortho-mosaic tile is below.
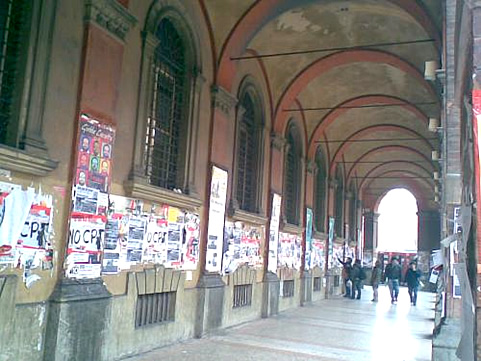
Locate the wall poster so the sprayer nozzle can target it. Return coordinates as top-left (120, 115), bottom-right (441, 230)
top-left (311, 238), bottom-right (325, 270)
top-left (278, 232), bottom-right (302, 270)
top-left (268, 193), bottom-right (281, 273)
top-left (205, 166), bottom-right (228, 273)
top-left (222, 221), bottom-right (263, 274)
top-left (305, 208), bottom-right (313, 270)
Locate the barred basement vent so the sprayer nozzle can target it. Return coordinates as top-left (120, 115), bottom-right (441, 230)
top-left (333, 275), bottom-right (340, 287)
top-left (313, 276), bottom-right (322, 292)
top-left (282, 280), bottom-right (295, 298)
top-left (233, 284), bottom-right (252, 308)
top-left (135, 291), bottom-right (176, 328)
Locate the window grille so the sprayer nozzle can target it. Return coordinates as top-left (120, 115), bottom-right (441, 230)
top-left (314, 150), bottom-right (326, 232)
top-left (313, 276), bottom-right (322, 292)
top-left (135, 291), bottom-right (176, 328)
top-left (233, 284), bottom-right (252, 308)
top-left (236, 93), bottom-right (259, 213)
top-left (282, 280), bottom-right (295, 298)
top-left (0, 0), bottom-right (29, 146)
top-left (285, 127), bottom-right (301, 225)
top-left (144, 18), bottom-right (188, 190)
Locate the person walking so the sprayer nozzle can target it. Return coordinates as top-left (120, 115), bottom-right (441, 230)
top-left (350, 259), bottom-right (365, 300)
top-left (385, 257), bottom-right (402, 304)
top-left (370, 260), bottom-right (382, 302)
top-left (405, 262), bottom-right (422, 305)
top-left (338, 257), bottom-right (353, 298)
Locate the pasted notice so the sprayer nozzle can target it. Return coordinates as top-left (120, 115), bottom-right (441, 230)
top-left (305, 208), bottom-right (313, 270)
top-left (268, 193), bottom-right (281, 273)
top-left (223, 221), bottom-right (263, 274)
top-left (205, 166), bottom-right (228, 273)
top-left (278, 232), bottom-right (302, 270)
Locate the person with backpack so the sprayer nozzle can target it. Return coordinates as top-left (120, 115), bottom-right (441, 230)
top-left (351, 259), bottom-right (365, 299)
top-left (385, 257), bottom-right (402, 304)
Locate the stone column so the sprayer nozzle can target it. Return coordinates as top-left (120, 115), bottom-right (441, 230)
top-left (44, 2), bottom-right (136, 360)
top-left (363, 210), bottom-right (379, 261)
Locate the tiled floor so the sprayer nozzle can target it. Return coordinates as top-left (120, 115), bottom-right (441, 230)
top-left (125, 286), bottom-right (435, 361)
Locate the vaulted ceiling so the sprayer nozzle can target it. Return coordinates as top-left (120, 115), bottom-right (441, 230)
top-left (203, 0), bottom-right (442, 210)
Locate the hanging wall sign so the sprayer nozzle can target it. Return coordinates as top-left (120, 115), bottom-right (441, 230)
top-left (327, 217), bottom-right (335, 269)
top-left (305, 208), bottom-right (313, 270)
top-left (205, 166), bottom-right (228, 273)
top-left (268, 193), bottom-right (281, 273)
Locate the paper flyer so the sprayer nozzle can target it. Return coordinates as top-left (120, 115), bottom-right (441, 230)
top-left (268, 193), bottom-right (281, 273)
top-left (223, 221), bottom-right (263, 274)
top-left (278, 232), bottom-right (302, 270)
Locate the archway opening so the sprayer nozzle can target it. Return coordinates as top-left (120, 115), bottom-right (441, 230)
top-left (377, 188), bottom-right (418, 253)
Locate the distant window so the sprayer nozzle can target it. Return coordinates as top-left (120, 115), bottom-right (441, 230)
top-left (0, 0), bottom-right (31, 146)
top-left (284, 124), bottom-right (302, 225)
top-left (236, 90), bottom-right (262, 213)
top-left (144, 18), bottom-right (189, 190)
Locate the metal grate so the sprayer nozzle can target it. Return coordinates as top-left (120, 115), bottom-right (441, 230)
top-left (282, 280), bottom-right (295, 298)
top-left (285, 128), bottom-right (301, 225)
top-left (313, 276), bottom-right (322, 292)
top-left (233, 284), bottom-right (252, 308)
top-left (236, 93), bottom-right (259, 213)
top-left (314, 150), bottom-right (326, 232)
top-left (144, 18), bottom-right (188, 190)
top-left (0, 0), bottom-right (29, 146)
top-left (135, 291), bottom-right (176, 328)
top-left (333, 275), bottom-right (340, 287)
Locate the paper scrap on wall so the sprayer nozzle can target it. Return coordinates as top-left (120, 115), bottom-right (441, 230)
top-left (223, 221), bottom-right (263, 274)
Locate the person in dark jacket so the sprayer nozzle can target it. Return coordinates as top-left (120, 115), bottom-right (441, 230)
top-left (370, 260), bottom-right (382, 302)
top-left (385, 257), bottom-right (402, 304)
top-left (405, 262), bottom-right (422, 305)
top-left (338, 257), bottom-right (352, 297)
top-left (350, 259), bottom-right (365, 300)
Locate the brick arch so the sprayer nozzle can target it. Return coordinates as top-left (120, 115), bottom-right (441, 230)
top-left (216, 0), bottom-right (441, 90)
top-left (361, 170), bottom-right (431, 210)
top-left (344, 144), bottom-right (434, 180)
top-left (328, 124), bottom-right (434, 175)
top-left (357, 162), bottom-right (433, 190)
top-left (307, 95), bottom-right (430, 158)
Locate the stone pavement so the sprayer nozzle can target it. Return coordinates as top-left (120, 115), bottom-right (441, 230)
top-left (123, 286), bottom-right (435, 361)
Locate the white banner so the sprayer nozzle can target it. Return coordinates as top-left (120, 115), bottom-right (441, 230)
top-left (205, 166), bottom-right (228, 273)
top-left (268, 193), bottom-right (281, 273)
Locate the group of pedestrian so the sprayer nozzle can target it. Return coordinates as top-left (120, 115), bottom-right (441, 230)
top-left (339, 256), bottom-right (422, 305)
top-left (338, 257), bottom-right (366, 300)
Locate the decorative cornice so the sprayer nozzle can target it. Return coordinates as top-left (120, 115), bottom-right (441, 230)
top-left (85, 0), bottom-right (138, 42)
top-left (229, 208), bottom-right (268, 226)
top-left (281, 222), bottom-right (304, 236)
top-left (211, 85), bottom-right (237, 117)
top-left (0, 145), bottom-right (58, 176)
top-left (270, 132), bottom-right (287, 151)
top-left (124, 177), bottom-right (203, 212)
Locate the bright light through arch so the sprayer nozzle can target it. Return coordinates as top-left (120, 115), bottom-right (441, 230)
top-left (377, 188), bottom-right (418, 253)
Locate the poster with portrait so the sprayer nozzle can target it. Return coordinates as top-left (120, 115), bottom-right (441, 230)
top-left (205, 166), bottom-right (228, 273)
top-left (268, 193), bottom-right (281, 273)
top-left (76, 114), bottom-right (115, 194)
top-left (278, 232), bottom-right (302, 270)
top-left (222, 221), bottom-right (263, 274)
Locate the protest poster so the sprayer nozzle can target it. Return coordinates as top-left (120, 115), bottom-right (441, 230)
top-left (125, 216), bottom-right (146, 263)
top-left (66, 213), bottom-right (106, 278)
top-left (311, 238), bottom-right (325, 270)
top-left (142, 217), bottom-right (168, 264)
top-left (305, 208), bottom-right (313, 270)
top-left (268, 193), bottom-right (281, 273)
top-left (181, 212), bottom-right (200, 270)
top-left (73, 185), bottom-right (99, 214)
top-left (205, 166), bottom-right (228, 273)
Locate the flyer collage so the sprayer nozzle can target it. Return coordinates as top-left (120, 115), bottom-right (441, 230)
top-left (277, 232), bottom-right (302, 270)
top-left (222, 221), bottom-right (263, 274)
top-left (0, 182), bottom-right (54, 287)
top-left (310, 238), bottom-right (325, 270)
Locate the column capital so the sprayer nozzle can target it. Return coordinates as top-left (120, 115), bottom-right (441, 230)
top-left (85, 0), bottom-right (138, 42)
top-left (270, 132), bottom-right (287, 151)
top-left (211, 85), bottom-right (238, 117)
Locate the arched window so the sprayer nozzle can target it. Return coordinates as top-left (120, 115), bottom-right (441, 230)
top-left (236, 87), bottom-right (263, 213)
top-left (284, 123), bottom-right (302, 225)
top-left (144, 18), bottom-right (190, 190)
top-left (334, 166), bottom-right (344, 237)
top-left (314, 148), bottom-right (326, 232)
top-left (348, 182), bottom-right (357, 240)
